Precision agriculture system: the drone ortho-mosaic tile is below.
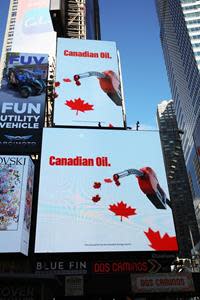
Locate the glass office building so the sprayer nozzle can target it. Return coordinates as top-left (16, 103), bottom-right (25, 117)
top-left (157, 100), bottom-right (200, 256)
top-left (156, 0), bottom-right (200, 233)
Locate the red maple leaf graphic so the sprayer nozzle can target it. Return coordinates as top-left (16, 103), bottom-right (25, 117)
top-left (109, 201), bottom-right (137, 222)
top-left (63, 78), bottom-right (71, 83)
top-left (144, 228), bottom-right (178, 251)
top-left (104, 178), bottom-right (112, 183)
top-left (92, 195), bottom-right (101, 203)
top-left (55, 81), bottom-right (60, 87)
top-left (65, 98), bottom-right (94, 115)
top-left (93, 182), bottom-right (101, 189)
top-left (109, 123), bottom-right (114, 127)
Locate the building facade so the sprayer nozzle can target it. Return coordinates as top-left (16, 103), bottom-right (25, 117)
top-left (0, 0), bottom-right (17, 83)
top-left (156, 0), bottom-right (200, 233)
top-left (157, 100), bottom-right (200, 257)
top-left (50, 0), bottom-right (101, 39)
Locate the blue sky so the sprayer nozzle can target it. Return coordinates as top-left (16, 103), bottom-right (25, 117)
top-left (99, 0), bottom-right (171, 128)
top-left (0, 0), bottom-right (171, 128)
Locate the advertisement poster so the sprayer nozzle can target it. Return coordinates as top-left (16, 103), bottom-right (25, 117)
top-left (0, 155), bottom-right (34, 255)
top-left (0, 52), bottom-right (48, 154)
top-left (35, 128), bottom-right (177, 253)
top-left (53, 38), bottom-right (125, 128)
top-left (11, 0), bottom-right (56, 56)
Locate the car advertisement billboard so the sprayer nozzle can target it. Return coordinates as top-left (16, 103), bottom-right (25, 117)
top-left (0, 52), bottom-right (48, 154)
top-left (11, 0), bottom-right (56, 56)
top-left (53, 38), bottom-right (125, 128)
top-left (0, 155), bottom-right (34, 255)
top-left (35, 128), bottom-right (177, 253)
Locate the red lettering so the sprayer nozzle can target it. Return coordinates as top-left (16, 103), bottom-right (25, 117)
top-left (64, 50), bottom-right (69, 56)
top-left (141, 279), bottom-right (153, 287)
top-left (49, 156), bottom-right (55, 166)
top-left (141, 262), bottom-right (148, 272)
top-left (93, 263), bottom-right (110, 273)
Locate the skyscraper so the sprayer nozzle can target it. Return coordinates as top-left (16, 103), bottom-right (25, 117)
top-left (0, 0), bottom-right (17, 82)
top-left (156, 0), bottom-right (200, 233)
top-left (50, 0), bottom-right (101, 39)
top-left (157, 100), bottom-right (200, 257)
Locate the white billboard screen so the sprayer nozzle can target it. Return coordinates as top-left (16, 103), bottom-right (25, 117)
top-left (12, 0), bottom-right (56, 56)
top-left (35, 128), bottom-right (177, 253)
top-left (0, 156), bottom-right (34, 255)
top-left (53, 38), bottom-right (125, 127)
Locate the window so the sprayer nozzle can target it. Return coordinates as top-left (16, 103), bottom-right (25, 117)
top-left (184, 11), bottom-right (200, 17)
top-left (188, 27), bottom-right (200, 32)
top-left (190, 34), bottom-right (200, 39)
top-left (183, 4), bottom-right (200, 10)
top-left (181, 0), bottom-right (198, 3)
top-left (186, 19), bottom-right (200, 25)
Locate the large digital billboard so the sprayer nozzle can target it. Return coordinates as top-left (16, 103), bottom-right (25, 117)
top-left (0, 52), bottom-right (48, 154)
top-left (0, 155), bottom-right (34, 255)
top-left (53, 38), bottom-right (125, 128)
top-left (35, 128), bottom-right (177, 253)
top-left (12, 0), bottom-right (56, 56)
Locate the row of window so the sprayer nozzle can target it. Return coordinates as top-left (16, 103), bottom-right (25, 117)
top-left (184, 11), bottom-right (200, 17)
top-left (181, 0), bottom-right (199, 3)
top-left (192, 42), bottom-right (200, 47)
top-left (193, 154), bottom-right (200, 186)
top-left (188, 26), bottom-right (200, 31)
top-left (183, 4), bottom-right (200, 10)
top-left (190, 34), bottom-right (200, 39)
top-left (186, 18), bottom-right (200, 24)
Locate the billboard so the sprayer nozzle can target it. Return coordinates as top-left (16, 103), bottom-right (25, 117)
top-left (53, 38), bottom-right (125, 128)
top-left (35, 128), bottom-right (177, 253)
top-left (12, 0), bottom-right (56, 56)
top-left (0, 52), bottom-right (48, 154)
top-left (0, 155), bottom-right (34, 255)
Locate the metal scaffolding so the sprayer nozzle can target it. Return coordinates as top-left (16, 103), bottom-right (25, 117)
top-left (65, 0), bottom-right (86, 39)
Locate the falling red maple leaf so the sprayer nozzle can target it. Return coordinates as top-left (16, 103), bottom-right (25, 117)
top-left (92, 195), bottom-right (101, 203)
top-left (109, 123), bottom-right (114, 127)
top-left (55, 81), bottom-right (60, 87)
top-left (104, 178), bottom-right (112, 183)
top-left (65, 98), bottom-right (94, 115)
top-left (144, 228), bottom-right (178, 251)
top-left (93, 182), bottom-right (101, 189)
top-left (109, 201), bottom-right (137, 222)
top-left (63, 78), bottom-right (71, 83)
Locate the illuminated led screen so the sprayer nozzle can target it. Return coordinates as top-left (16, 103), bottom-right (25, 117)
top-left (0, 156), bottom-right (34, 255)
top-left (35, 128), bottom-right (177, 253)
top-left (53, 38), bottom-right (125, 128)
